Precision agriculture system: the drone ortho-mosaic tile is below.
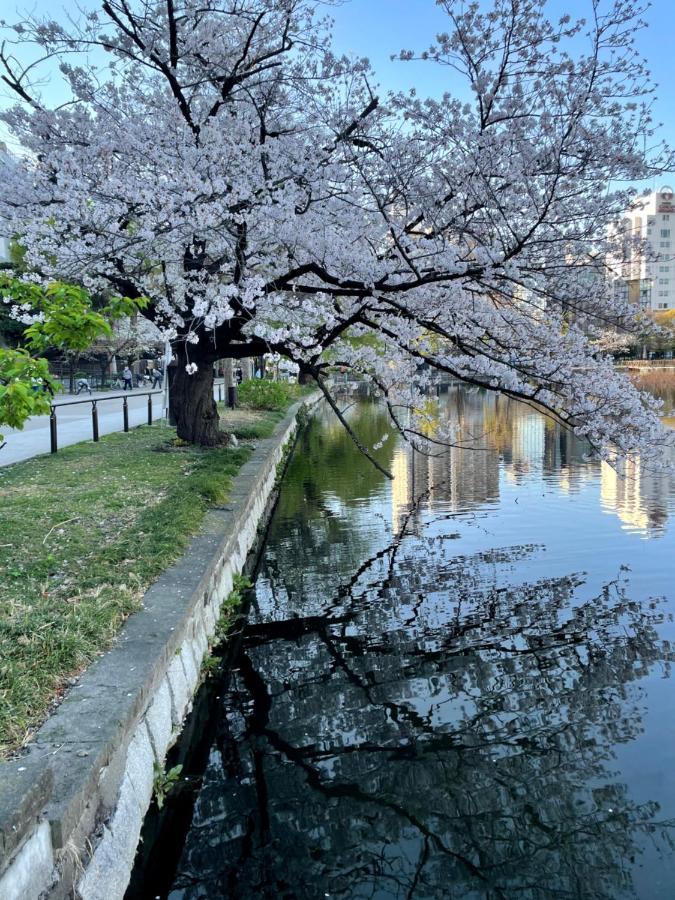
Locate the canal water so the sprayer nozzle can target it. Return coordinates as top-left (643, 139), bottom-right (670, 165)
top-left (131, 387), bottom-right (675, 900)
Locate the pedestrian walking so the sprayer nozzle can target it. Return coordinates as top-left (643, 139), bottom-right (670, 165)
top-left (151, 368), bottom-right (163, 389)
top-left (122, 366), bottom-right (133, 391)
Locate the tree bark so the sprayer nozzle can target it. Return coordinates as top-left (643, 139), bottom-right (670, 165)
top-left (167, 332), bottom-right (272, 445)
top-left (240, 357), bottom-right (252, 380)
top-left (67, 353), bottom-right (80, 393)
top-left (223, 358), bottom-right (234, 389)
top-left (170, 349), bottom-right (222, 445)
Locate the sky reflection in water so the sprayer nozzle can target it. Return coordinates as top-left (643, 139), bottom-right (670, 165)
top-left (166, 387), bottom-right (675, 900)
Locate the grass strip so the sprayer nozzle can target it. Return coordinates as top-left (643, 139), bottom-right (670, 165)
top-left (0, 406), bottom-right (287, 757)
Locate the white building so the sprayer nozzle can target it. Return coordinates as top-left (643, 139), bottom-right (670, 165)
top-left (611, 185), bottom-right (675, 312)
top-left (0, 142), bottom-right (12, 264)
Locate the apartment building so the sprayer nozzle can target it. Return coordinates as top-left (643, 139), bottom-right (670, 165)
top-left (0, 142), bottom-right (11, 264)
top-left (611, 185), bottom-right (675, 311)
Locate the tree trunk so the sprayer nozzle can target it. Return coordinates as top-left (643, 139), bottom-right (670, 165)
top-left (240, 357), bottom-right (252, 380)
top-left (223, 358), bottom-right (234, 389)
top-left (170, 351), bottom-right (221, 445)
top-left (67, 354), bottom-right (80, 393)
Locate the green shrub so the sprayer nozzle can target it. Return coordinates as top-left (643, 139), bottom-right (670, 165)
top-left (237, 378), bottom-right (295, 410)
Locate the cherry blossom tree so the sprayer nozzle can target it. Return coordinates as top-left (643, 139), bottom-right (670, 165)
top-left (0, 0), bottom-right (672, 466)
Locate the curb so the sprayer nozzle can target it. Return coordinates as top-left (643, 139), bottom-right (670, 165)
top-left (0, 394), bottom-right (320, 900)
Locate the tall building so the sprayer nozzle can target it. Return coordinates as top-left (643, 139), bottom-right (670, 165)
top-left (611, 185), bottom-right (675, 311)
top-left (0, 142), bottom-right (12, 264)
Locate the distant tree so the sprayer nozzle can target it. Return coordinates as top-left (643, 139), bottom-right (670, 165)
top-left (0, 274), bottom-right (143, 441)
top-left (0, 0), bottom-right (673, 465)
top-left (653, 310), bottom-right (675, 353)
top-left (596, 310), bottom-right (675, 359)
top-left (88, 315), bottom-right (162, 387)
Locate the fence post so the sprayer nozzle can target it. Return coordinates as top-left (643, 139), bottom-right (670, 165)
top-left (92, 401), bottom-right (99, 442)
top-left (218, 384), bottom-right (222, 403)
top-left (49, 406), bottom-right (58, 453)
top-left (123, 396), bottom-right (129, 432)
top-left (147, 393), bottom-right (152, 425)
top-left (227, 385), bottom-right (237, 409)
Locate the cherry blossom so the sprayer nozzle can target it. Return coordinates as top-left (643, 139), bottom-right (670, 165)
top-left (0, 0), bottom-right (672, 465)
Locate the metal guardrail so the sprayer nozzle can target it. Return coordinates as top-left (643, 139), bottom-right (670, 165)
top-left (47, 380), bottom-right (236, 454)
top-left (616, 359), bottom-right (675, 368)
top-left (48, 390), bottom-right (160, 454)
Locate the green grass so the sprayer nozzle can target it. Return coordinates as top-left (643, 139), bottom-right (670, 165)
top-left (218, 384), bottom-right (314, 439)
top-left (0, 407), bottom-right (287, 757)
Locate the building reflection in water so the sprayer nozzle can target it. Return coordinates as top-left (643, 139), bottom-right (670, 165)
top-left (389, 385), bottom-right (672, 537)
top-left (600, 456), bottom-right (671, 534)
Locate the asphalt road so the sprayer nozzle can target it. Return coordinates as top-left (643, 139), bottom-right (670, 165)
top-left (0, 382), bottom-right (226, 468)
top-left (0, 389), bottom-right (165, 467)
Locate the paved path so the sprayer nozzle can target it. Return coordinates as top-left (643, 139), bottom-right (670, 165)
top-left (0, 382), bottom-right (226, 468)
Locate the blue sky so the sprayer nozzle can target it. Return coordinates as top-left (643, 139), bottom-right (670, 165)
top-left (327, 0), bottom-right (675, 180)
top-left (1, 0), bottom-right (673, 184)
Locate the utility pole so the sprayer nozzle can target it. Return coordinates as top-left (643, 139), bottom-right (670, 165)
top-left (162, 340), bottom-right (173, 423)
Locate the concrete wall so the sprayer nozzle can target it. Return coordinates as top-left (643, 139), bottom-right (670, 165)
top-left (0, 396), bottom-right (319, 900)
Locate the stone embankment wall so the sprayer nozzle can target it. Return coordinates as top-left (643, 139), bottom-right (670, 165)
top-left (0, 397), bottom-right (318, 900)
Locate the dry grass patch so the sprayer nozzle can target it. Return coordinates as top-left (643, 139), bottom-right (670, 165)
top-left (631, 367), bottom-right (675, 392)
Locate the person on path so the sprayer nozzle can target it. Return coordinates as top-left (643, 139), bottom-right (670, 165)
top-left (122, 366), bottom-right (133, 391)
top-left (75, 377), bottom-right (92, 395)
top-left (151, 368), bottom-right (163, 389)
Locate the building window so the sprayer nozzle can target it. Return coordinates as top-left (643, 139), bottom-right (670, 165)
top-left (660, 265), bottom-right (670, 272)
top-left (661, 229), bottom-right (671, 238)
top-left (659, 290), bottom-right (669, 297)
top-left (660, 278), bottom-right (669, 284)
top-left (663, 214), bottom-right (670, 221)
top-left (660, 241), bottom-right (670, 248)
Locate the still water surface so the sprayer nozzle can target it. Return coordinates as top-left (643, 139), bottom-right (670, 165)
top-left (159, 388), bottom-right (675, 899)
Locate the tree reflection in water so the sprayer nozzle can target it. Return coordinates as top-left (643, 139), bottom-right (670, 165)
top-left (161, 397), bottom-right (675, 900)
top-left (171, 546), bottom-right (673, 897)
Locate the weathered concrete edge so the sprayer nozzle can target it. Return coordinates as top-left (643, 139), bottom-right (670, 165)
top-left (0, 393), bottom-right (321, 900)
